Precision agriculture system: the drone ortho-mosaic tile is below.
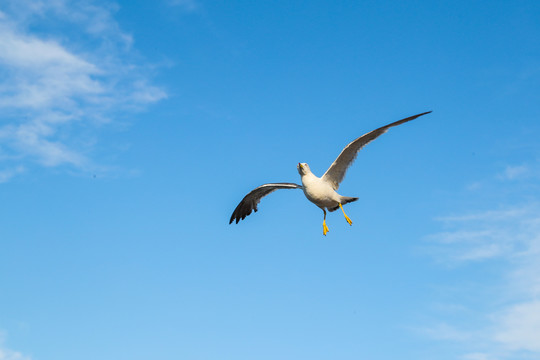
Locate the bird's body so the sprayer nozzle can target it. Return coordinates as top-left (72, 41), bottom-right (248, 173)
top-left (300, 168), bottom-right (340, 208)
top-left (298, 163), bottom-right (357, 210)
top-left (229, 111), bottom-right (432, 235)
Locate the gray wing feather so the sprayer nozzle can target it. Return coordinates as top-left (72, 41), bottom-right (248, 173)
top-left (229, 183), bottom-right (302, 224)
top-left (322, 111), bottom-right (432, 190)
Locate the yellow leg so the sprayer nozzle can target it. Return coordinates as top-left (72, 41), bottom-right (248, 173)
top-left (339, 203), bottom-right (353, 226)
top-left (322, 209), bottom-right (330, 236)
top-left (323, 219), bottom-right (330, 236)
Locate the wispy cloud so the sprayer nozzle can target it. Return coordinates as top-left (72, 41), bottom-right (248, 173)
top-left (0, 332), bottom-right (31, 360)
top-left (0, 347), bottom-right (30, 360)
top-left (419, 322), bottom-right (475, 342)
top-left (427, 205), bottom-right (537, 264)
top-left (0, 166), bottom-right (25, 183)
top-left (494, 301), bottom-right (540, 352)
top-left (0, 0), bottom-right (166, 179)
top-left (425, 186), bottom-right (540, 358)
top-left (498, 164), bottom-right (530, 181)
top-left (461, 353), bottom-right (492, 360)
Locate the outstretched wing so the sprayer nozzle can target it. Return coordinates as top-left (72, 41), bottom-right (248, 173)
top-left (321, 111), bottom-right (432, 190)
top-left (229, 183), bottom-right (302, 224)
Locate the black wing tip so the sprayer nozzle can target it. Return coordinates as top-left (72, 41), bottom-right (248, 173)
top-left (411, 110), bottom-right (432, 118)
top-left (229, 205), bottom-right (256, 224)
top-left (228, 183), bottom-right (301, 225)
top-left (229, 214), bottom-right (243, 224)
top-left (390, 110), bottom-right (432, 128)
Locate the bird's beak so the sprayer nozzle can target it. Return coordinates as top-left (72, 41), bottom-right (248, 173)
top-left (298, 163), bottom-right (302, 169)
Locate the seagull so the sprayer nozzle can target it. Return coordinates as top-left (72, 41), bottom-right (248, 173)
top-left (229, 111), bottom-right (431, 235)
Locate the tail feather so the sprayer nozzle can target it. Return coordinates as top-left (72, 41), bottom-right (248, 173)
top-left (342, 196), bottom-right (359, 204)
top-left (328, 196), bottom-right (359, 212)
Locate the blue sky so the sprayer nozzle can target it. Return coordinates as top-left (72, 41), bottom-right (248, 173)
top-left (1, 1), bottom-right (540, 359)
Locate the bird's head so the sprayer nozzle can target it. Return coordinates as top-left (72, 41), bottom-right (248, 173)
top-left (297, 162), bottom-right (311, 176)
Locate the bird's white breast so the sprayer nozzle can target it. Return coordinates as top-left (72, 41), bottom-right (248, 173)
top-left (301, 173), bottom-right (340, 208)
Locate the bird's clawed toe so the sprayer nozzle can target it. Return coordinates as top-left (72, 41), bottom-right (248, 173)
top-left (323, 220), bottom-right (330, 236)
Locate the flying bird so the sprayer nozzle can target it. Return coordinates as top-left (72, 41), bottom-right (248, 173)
top-left (229, 111), bottom-right (431, 235)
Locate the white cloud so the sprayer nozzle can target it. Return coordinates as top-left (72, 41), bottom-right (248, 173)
top-left (462, 353), bottom-right (492, 360)
top-left (466, 181), bottom-right (483, 191)
top-left (0, 348), bottom-right (30, 360)
top-left (0, 23), bottom-right (102, 112)
top-left (428, 206), bottom-right (537, 264)
top-left (455, 243), bottom-right (505, 261)
top-left (0, 166), bottom-right (25, 183)
top-left (499, 165), bottom-right (530, 181)
top-left (0, 333), bottom-right (31, 360)
top-left (425, 203), bottom-right (540, 359)
top-left (0, 0), bottom-right (166, 178)
top-left (421, 322), bottom-right (475, 342)
top-left (494, 301), bottom-right (540, 352)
